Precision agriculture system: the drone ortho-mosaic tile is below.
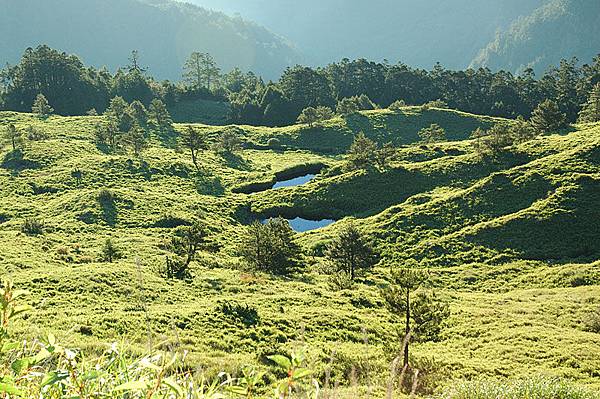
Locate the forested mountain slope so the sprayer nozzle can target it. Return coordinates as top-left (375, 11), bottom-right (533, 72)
top-left (0, 0), bottom-right (299, 80)
top-left (189, 0), bottom-right (543, 69)
top-left (471, 0), bottom-right (600, 74)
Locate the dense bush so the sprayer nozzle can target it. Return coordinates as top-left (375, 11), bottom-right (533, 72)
top-left (238, 218), bottom-right (302, 275)
top-left (217, 301), bottom-right (260, 326)
top-left (21, 218), bottom-right (44, 235)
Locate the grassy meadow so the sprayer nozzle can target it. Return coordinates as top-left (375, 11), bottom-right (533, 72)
top-left (1, 107), bottom-right (599, 397)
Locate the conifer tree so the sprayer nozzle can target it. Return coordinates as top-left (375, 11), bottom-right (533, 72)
top-left (105, 96), bottom-right (133, 133)
top-left (578, 83), bottom-right (600, 123)
top-left (148, 99), bottom-right (173, 133)
top-left (102, 238), bottom-right (121, 263)
top-left (297, 107), bottom-right (319, 127)
top-left (238, 218), bottom-right (301, 275)
top-left (315, 106), bottom-right (335, 121)
top-left (180, 126), bottom-right (206, 170)
top-left (31, 94), bottom-right (54, 117)
top-left (183, 52), bottom-right (221, 90)
top-left (325, 222), bottom-right (377, 281)
top-left (530, 99), bottom-right (567, 133)
top-left (346, 132), bottom-right (378, 170)
top-left (3, 124), bottom-right (23, 152)
top-left (418, 123), bottom-right (446, 143)
top-left (127, 122), bottom-right (147, 156)
top-left (129, 100), bottom-right (148, 124)
top-left (382, 268), bottom-right (450, 368)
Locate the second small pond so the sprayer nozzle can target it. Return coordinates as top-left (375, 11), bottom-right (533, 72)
top-left (272, 174), bottom-right (316, 189)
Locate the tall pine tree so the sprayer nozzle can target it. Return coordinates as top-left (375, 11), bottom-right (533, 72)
top-left (530, 100), bottom-right (567, 134)
top-left (578, 83), bottom-right (600, 123)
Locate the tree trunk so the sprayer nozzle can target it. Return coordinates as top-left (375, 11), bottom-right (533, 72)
top-left (404, 288), bottom-right (410, 368)
top-left (191, 149), bottom-right (198, 170)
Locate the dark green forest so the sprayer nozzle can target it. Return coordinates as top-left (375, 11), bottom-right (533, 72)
top-left (2, 45), bottom-right (599, 127)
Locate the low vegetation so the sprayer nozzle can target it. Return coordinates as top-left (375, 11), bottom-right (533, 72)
top-left (0, 101), bottom-right (599, 396)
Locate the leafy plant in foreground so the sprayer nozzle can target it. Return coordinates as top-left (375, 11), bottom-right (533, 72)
top-left (0, 280), bottom-right (321, 398)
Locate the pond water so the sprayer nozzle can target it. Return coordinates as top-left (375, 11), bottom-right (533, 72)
top-left (272, 174), bottom-right (315, 189)
top-left (262, 217), bottom-right (335, 232)
top-left (287, 217), bottom-right (335, 232)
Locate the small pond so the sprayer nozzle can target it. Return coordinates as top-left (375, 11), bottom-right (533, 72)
top-left (262, 217), bottom-right (335, 232)
top-left (286, 217), bottom-right (335, 232)
top-left (272, 174), bottom-right (315, 189)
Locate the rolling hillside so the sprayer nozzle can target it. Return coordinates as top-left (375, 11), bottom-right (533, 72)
top-left (1, 108), bottom-right (599, 391)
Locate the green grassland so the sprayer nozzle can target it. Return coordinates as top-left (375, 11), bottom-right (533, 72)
top-left (1, 107), bottom-right (599, 395)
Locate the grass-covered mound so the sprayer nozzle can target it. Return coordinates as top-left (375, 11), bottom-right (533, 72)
top-left (350, 125), bottom-right (600, 267)
top-left (193, 107), bottom-right (502, 153)
top-left (1, 110), bottom-right (599, 394)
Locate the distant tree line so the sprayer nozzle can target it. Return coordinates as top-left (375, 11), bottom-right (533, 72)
top-left (2, 45), bottom-right (600, 128)
top-left (227, 56), bottom-right (600, 127)
top-left (0, 45), bottom-right (225, 116)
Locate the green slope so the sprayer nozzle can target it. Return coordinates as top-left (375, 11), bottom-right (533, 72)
top-left (1, 109), bottom-right (599, 390)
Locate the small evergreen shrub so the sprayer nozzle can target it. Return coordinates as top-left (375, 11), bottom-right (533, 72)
top-left (21, 218), bottom-right (44, 235)
top-left (388, 99), bottom-right (407, 111)
top-left (267, 137), bottom-right (281, 149)
top-left (217, 301), bottom-right (260, 326)
top-left (584, 306), bottom-right (600, 333)
top-left (97, 189), bottom-right (115, 205)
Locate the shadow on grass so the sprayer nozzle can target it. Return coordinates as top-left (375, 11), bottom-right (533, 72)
top-left (221, 152), bottom-right (252, 171)
top-left (155, 127), bottom-right (179, 149)
top-left (125, 159), bottom-right (153, 180)
top-left (195, 173), bottom-right (225, 196)
top-left (98, 196), bottom-right (118, 227)
top-left (1, 150), bottom-right (41, 175)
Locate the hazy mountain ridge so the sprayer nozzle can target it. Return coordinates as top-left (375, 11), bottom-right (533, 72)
top-left (188, 0), bottom-right (545, 69)
top-left (471, 0), bottom-right (600, 74)
top-left (0, 0), bottom-right (301, 80)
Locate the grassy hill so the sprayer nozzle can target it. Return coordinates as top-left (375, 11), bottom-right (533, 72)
top-left (1, 108), bottom-right (599, 394)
